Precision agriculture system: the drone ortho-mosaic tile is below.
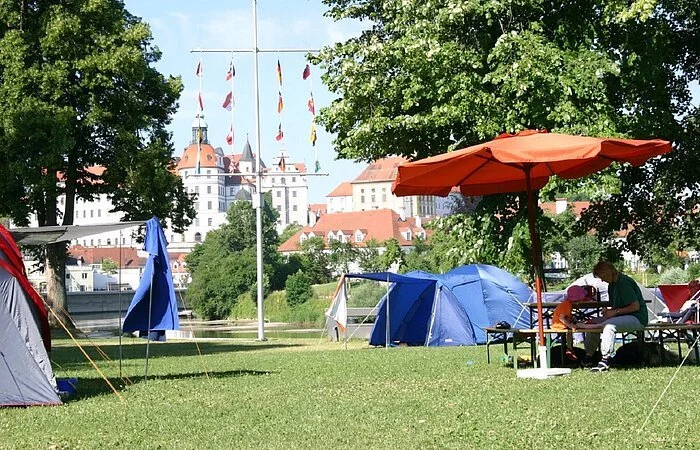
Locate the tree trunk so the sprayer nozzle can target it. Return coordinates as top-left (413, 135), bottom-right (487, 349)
top-left (46, 241), bottom-right (71, 328)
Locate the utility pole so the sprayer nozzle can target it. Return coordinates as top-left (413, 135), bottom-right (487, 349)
top-left (191, 0), bottom-right (322, 341)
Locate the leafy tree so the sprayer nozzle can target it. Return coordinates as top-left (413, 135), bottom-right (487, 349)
top-left (564, 235), bottom-right (609, 279)
top-left (100, 258), bottom-right (118, 275)
top-left (186, 197), bottom-right (279, 319)
top-left (328, 239), bottom-right (357, 274)
top-left (279, 223), bottom-right (303, 244)
top-left (400, 236), bottom-right (433, 273)
top-left (380, 238), bottom-right (404, 271)
top-left (356, 238), bottom-right (383, 273)
top-left (315, 0), bottom-right (700, 277)
top-left (285, 271), bottom-right (313, 307)
top-left (0, 0), bottom-right (193, 323)
top-left (299, 236), bottom-right (332, 284)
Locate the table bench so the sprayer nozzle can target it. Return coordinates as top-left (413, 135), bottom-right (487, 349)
top-left (484, 323), bottom-right (700, 368)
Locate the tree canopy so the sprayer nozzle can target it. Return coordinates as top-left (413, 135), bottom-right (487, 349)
top-left (0, 0), bottom-right (195, 319)
top-left (0, 0), bottom-right (192, 230)
top-left (314, 0), bottom-right (700, 271)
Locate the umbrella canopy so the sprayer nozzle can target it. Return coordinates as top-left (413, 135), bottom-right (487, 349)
top-left (392, 129), bottom-right (672, 353)
top-left (393, 129), bottom-right (671, 197)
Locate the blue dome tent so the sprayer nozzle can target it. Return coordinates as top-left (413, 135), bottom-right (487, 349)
top-left (349, 264), bottom-right (532, 346)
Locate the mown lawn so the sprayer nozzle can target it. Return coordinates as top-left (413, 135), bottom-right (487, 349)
top-left (3, 335), bottom-right (699, 449)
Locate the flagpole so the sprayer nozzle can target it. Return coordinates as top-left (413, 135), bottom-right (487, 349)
top-left (190, 1), bottom-right (323, 342)
top-left (230, 53), bottom-right (235, 153)
top-left (252, 0), bottom-right (266, 341)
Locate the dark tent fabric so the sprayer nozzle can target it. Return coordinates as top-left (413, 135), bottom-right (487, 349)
top-left (122, 217), bottom-right (179, 335)
top-left (356, 264), bottom-right (532, 346)
top-left (0, 225), bottom-right (61, 407)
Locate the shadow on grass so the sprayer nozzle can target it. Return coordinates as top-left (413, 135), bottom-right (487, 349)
top-left (66, 369), bottom-right (274, 402)
top-left (50, 340), bottom-right (301, 365)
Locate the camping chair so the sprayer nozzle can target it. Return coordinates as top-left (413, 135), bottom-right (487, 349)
top-left (658, 282), bottom-right (700, 324)
top-left (656, 282), bottom-right (700, 358)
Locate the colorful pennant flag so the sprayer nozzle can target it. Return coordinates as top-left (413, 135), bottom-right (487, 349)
top-left (195, 60), bottom-right (202, 77)
top-left (277, 92), bottom-right (284, 114)
top-left (222, 91), bottom-right (234, 111)
top-left (225, 60), bottom-right (235, 81)
top-left (310, 121), bottom-right (317, 147)
top-left (275, 124), bottom-right (284, 141)
top-left (307, 93), bottom-right (315, 115)
top-left (279, 155), bottom-right (286, 172)
top-left (197, 92), bottom-right (204, 111)
top-left (276, 59), bottom-right (283, 86)
top-left (226, 125), bottom-right (233, 146)
top-left (302, 64), bottom-right (311, 80)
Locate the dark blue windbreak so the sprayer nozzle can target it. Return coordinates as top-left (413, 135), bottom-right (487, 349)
top-left (347, 271), bottom-right (436, 346)
top-left (123, 217), bottom-right (179, 334)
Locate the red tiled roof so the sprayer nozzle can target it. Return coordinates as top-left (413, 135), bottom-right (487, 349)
top-left (278, 208), bottom-right (429, 252)
top-left (352, 156), bottom-right (407, 183)
top-left (68, 246), bottom-right (141, 268)
top-left (540, 200), bottom-right (591, 217)
top-left (327, 182), bottom-right (353, 197)
top-left (309, 203), bottom-right (326, 215)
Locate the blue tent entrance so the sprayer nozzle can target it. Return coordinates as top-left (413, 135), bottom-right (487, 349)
top-left (349, 264), bottom-right (532, 346)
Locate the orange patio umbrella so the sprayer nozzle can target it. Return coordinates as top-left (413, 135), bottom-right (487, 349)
top-left (392, 129), bottom-right (672, 360)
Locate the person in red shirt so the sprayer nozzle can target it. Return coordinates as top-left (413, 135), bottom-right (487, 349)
top-left (552, 285), bottom-right (588, 361)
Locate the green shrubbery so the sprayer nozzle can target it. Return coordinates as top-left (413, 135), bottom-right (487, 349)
top-left (658, 267), bottom-right (689, 285)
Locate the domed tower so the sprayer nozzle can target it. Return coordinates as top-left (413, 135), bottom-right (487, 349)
top-left (176, 114), bottom-right (228, 245)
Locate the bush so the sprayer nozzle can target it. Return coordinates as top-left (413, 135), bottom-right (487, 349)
top-left (688, 263), bottom-right (700, 281)
top-left (658, 267), bottom-right (689, 285)
top-left (348, 280), bottom-right (387, 307)
top-left (285, 271), bottom-right (314, 307)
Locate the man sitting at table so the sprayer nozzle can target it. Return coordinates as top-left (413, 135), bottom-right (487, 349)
top-left (552, 285), bottom-right (589, 361)
top-left (576, 261), bottom-right (648, 372)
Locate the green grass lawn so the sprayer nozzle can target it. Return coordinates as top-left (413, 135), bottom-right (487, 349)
top-left (3, 335), bottom-right (700, 449)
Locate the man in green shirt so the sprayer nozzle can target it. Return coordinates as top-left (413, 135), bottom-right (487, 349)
top-left (580, 261), bottom-right (647, 371)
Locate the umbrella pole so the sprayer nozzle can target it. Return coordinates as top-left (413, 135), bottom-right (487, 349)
top-left (144, 271), bottom-right (154, 383)
top-left (524, 167), bottom-right (546, 356)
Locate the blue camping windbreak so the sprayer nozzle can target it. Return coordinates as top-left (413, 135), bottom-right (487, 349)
top-left (350, 264), bottom-right (532, 346)
top-left (123, 217), bottom-right (179, 335)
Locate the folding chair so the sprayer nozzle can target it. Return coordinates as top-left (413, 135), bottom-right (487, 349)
top-left (656, 282), bottom-right (700, 358)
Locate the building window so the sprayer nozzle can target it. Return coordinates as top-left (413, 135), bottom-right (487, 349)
top-left (195, 219), bottom-right (200, 227)
top-left (361, 196), bottom-right (365, 202)
top-left (98, 209), bottom-right (101, 217)
top-left (371, 195), bottom-right (375, 202)
top-left (66, 273), bottom-right (70, 279)
top-left (207, 186), bottom-right (212, 194)
top-left (195, 186), bottom-right (199, 193)
top-left (83, 211), bottom-right (86, 218)
top-left (292, 191), bottom-right (297, 198)
top-left (292, 205), bottom-right (297, 212)
top-left (371, 188), bottom-right (375, 193)
top-left (107, 239), bottom-right (111, 245)
top-left (382, 194), bottom-right (387, 202)
top-left (90, 239), bottom-right (94, 246)
top-left (277, 191), bottom-right (281, 198)
top-left (230, 188), bottom-right (235, 195)
top-left (207, 201), bottom-right (212, 210)
top-left (361, 188), bottom-right (364, 193)
top-left (97, 239), bottom-right (101, 245)
top-left (208, 218), bottom-right (213, 226)
top-left (194, 232), bottom-right (202, 242)
top-left (194, 202), bottom-right (199, 210)
top-left (292, 177), bottom-right (296, 182)
top-left (82, 273), bottom-right (88, 279)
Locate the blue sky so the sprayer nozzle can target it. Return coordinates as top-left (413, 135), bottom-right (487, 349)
top-left (124, 0), bottom-right (370, 203)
